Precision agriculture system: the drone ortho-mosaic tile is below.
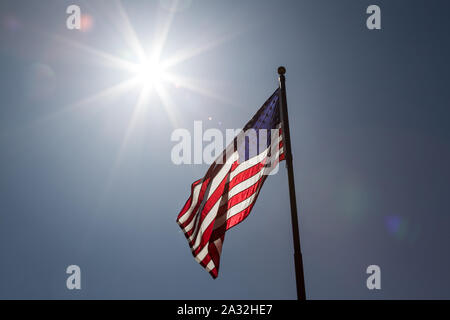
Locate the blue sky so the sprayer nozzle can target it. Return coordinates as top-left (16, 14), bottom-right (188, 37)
top-left (0, 0), bottom-right (449, 299)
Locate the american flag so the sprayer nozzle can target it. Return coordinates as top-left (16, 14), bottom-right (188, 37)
top-left (176, 89), bottom-right (285, 278)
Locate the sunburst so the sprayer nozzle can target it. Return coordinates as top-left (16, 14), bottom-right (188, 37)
top-left (20, 0), bottom-right (245, 206)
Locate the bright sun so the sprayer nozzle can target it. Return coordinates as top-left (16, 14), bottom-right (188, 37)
top-left (39, 0), bottom-right (237, 200)
top-left (136, 59), bottom-right (166, 86)
top-left (52, 0), bottom-right (235, 131)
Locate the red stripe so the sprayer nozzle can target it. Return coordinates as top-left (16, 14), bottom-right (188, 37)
top-left (198, 148), bottom-right (284, 251)
top-left (191, 148), bottom-right (284, 246)
top-left (225, 152), bottom-right (284, 230)
top-left (191, 206), bottom-right (222, 255)
top-left (176, 179), bottom-right (202, 221)
top-left (177, 122), bottom-right (286, 279)
top-left (228, 162), bottom-right (264, 190)
top-left (186, 168), bottom-right (230, 242)
top-left (209, 240), bottom-right (221, 272)
top-left (178, 177), bottom-right (210, 229)
top-left (195, 237), bottom-right (223, 280)
top-left (186, 160), bottom-right (239, 243)
top-left (224, 178), bottom-right (262, 212)
top-left (209, 268), bottom-right (218, 279)
top-left (215, 151), bottom-right (284, 234)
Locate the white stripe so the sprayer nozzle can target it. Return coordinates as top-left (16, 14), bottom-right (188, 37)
top-left (231, 133), bottom-right (282, 180)
top-left (228, 167), bottom-right (264, 199)
top-left (194, 244), bottom-right (209, 262)
top-left (186, 130), bottom-right (282, 249)
top-left (183, 208), bottom-right (199, 233)
top-left (178, 182), bottom-right (203, 225)
top-left (212, 189), bottom-right (260, 231)
top-left (205, 260), bottom-right (215, 272)
top-left (206, 152), bottom-right (238, 199)
top-left (184, 132), bottom-right (280, 230)
top-left (194, 245), bottom-right (216, 272)
top-left (228, 145), bottom-right (284, 199)
top-left (226, 188), bottom-right (260, 219)
top-left (193, 246), bottom-right (216, 273)
top-left (189, 194), bottom-right (223, 248)
top-left (211, 147), bottom-right (284, 231)
top-left (225, 148), bottom-right (283, 220)
top-left (186, 152), bottom-right (238, 237)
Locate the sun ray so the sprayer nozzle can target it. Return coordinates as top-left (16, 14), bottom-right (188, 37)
top-left (164, 72), bottom-right (244, 108)
top-left (19, 0), bottom-right (254, 196)
top-left (49, 33), bottom-right (138, 73)
top-left (150, 0), bottom-right (179, 62)
top-left (112, 0), bottom-right (148, 63)
top-left (36, 76), bottom-right (140, 125)
top-left (0, 76), bottom-right (141, 156)
top-left (101, 84), bottom-right (152, 198)
top-left (154, 82), bottom-right (179, 128)
top-left (162, 30), bottom-right (241, 69)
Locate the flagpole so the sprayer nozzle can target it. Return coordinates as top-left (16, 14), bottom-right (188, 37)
top-left (277, 66), bottom-right (307, 300)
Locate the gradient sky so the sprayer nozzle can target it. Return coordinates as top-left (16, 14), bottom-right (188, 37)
top-left (0, 0), bottom-right (449, 299)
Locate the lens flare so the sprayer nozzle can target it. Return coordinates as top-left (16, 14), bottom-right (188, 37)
top-left (385, 215), bottom-right (408, 240)
top-left (80, 14), bottom-right (94, 32)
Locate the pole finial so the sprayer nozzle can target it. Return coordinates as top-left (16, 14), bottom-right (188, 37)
top-left (278, 66), bottom-right (286, 75)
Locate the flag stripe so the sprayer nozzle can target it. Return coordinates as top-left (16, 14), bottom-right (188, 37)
top-left (186, 153), bottom-right (238, 241)
top-left (177, 88), bottom-right (285, 279)
top-left (177, 180), bottom-right (203, 224)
